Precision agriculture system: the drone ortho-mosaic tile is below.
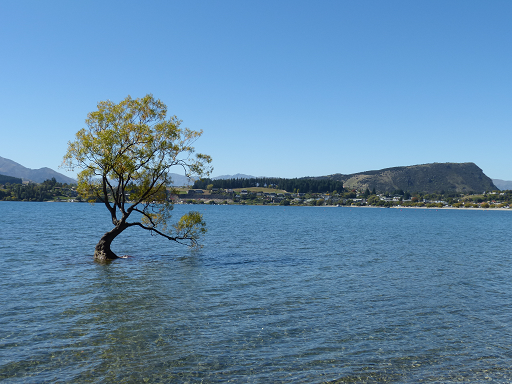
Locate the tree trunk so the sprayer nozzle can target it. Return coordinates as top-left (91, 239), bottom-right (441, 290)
top-left (94, 225), bottom-right (126, 262)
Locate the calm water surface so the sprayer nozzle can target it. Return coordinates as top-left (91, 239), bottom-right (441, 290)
top-left (1, 202), bottom-right (512, 383)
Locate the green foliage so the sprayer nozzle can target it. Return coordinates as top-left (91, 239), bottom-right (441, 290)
top-left (366, 195), bottom-right (380, 205)
top-left (63, 94), bottom-right (212, 247)
top-left (0, 174), bottom-right (22, 184)
top-left (172, 211), bottom-right (207, 245)
top-left (193, 177), bottom-right (345, 194)
top-left (0, 178), bottom-right (76, 201)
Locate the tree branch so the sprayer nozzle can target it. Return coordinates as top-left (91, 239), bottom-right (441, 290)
top-left (125, 221), bottom-right (197, 246)
top-left (102, 175), bottom-right (116, 222)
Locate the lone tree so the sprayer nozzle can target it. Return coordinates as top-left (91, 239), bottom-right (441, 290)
top-left (63, 94), bottom-right (212, 262)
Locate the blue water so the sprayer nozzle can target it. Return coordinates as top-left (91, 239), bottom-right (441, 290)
top-left (1, 202), bottom-right (512, 383)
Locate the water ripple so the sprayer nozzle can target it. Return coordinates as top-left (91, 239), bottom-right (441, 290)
top-left (2, 203), bottom-right (512, 382)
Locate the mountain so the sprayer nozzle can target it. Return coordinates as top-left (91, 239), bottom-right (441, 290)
top-left (0, 156), bottom-right (198, 186)
top-left (212, 173), bottom-right (257, 180)
top-left (0, 156), bottom-right (76, 184)
top-left (315, 162), bottom-right (497, 194)
top-left (168, 173), bottom-right (195, 186)
top-left (492, 179), bottom-right (512, 191)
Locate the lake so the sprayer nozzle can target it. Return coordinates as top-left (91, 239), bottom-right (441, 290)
top-left (1, 202), bottom-right (512, 383)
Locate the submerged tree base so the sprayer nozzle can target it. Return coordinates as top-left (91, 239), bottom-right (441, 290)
top-left (93, 225), bottom-right (126, 262)
top-left (94, 237), bottom-right (119, 262)
top-left (94, 251), bottom-right (119, 263)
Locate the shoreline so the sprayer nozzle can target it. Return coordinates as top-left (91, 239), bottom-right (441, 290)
top-left (298, 204), bottom-right (512, 211)
top-left (2, 200), bottom-right (511, 211)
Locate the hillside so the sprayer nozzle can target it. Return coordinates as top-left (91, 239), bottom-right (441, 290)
top-left (167, 173), bottom-right (195, 186)
top-left (315, 162), bottom-right (497, 194)
top-left (213, 173), bottom-right (257, 180)
top-left (492, 179), bottom-right (512, 191)
top-left (0, 173), bottom-right (22, 184)
top-left (0, 156), bottom-right (76, 184)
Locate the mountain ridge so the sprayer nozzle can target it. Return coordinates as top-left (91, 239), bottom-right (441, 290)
top-left (491, 179), bottom-right (512, 191)
top-left (0, 156), bottom-right (76, 184)
top-left (212, 173), bottom-right (257, 180)
top-left (1, 156), bottom-right (505, 192)
top-left (314, 162), bottom-right (497, 193)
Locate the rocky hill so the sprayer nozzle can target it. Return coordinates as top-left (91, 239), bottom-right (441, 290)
top-left (316, 163), bottom-right (497, 194)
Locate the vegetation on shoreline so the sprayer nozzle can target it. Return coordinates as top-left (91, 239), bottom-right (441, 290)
top-left (178, 187), bottom-right (512, 209)
top-left (193, 177), bottom-right (345, 194)
top-left (2, 178), bottom-right (512, 210)
top-left (0, 178), bottom-right (78, 201)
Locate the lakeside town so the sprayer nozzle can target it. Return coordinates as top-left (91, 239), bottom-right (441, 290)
top-left (175, 187), bottom-right (512, 209)
top-left (3, 177), bottom-right (510, 210)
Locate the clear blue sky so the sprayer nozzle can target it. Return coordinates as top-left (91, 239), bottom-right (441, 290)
top-left (1, 1), bottom-right (511, 180)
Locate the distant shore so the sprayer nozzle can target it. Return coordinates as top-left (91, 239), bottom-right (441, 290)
top-left (3, 200), bottom-right (511, 211)
top-left (334, 205), bottom-right (512, 211)
top-left (272, 204), bottom-right (512, 211)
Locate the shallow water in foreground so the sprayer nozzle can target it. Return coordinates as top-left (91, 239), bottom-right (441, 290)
top-left (1, 202), bottom-right (512, 383)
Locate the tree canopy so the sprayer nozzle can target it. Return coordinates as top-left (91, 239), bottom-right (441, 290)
top-left (193, 177), bottom-right (345, 194)
top-left (63, 94), bottom-right (212, 262)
